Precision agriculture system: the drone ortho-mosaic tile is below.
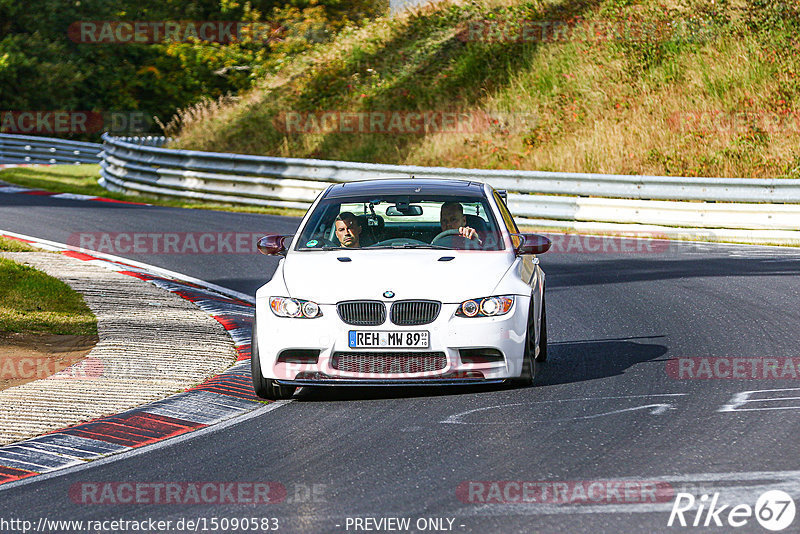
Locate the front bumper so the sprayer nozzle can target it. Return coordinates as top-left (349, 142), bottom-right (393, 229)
top-left (275, 377), bottom-right (507, 387)
top-left (254, 298), bottom-right (531, 384)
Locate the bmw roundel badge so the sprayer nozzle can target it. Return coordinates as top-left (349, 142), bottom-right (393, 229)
top-left (383, 290), bottom-right (395, 299)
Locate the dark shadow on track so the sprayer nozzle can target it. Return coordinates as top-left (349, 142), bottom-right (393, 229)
top-left (291, 336), bottom-right (668, 401)
top-left (535, 336), bottom-right (668, 386)
top-left (293, 382), bottom-right (504, 402)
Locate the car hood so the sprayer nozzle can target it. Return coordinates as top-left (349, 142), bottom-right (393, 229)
top-left (282, 249), bottom-right (514, 304)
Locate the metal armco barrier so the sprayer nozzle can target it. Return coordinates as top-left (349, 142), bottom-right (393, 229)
top-left (98, 133), bottom-right (800, 241)
top-left (0, 133), bottom-right (103, 164)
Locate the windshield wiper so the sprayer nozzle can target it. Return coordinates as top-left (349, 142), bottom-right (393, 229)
top-left (393, 244), bottom-right (450, 249)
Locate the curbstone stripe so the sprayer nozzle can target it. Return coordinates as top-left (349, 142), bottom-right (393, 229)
top-left (0, 232), bottom-right (263, 487)
top-left (0, 180), bottom-right (148, 206)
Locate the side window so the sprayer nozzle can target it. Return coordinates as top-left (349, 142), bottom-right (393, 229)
top-left (296, 203), bottom-right (340, 249)
top-left (493, 191), bottom-right (521, 248)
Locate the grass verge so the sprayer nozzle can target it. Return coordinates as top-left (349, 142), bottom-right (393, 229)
top-left (0, 243), bottom-right (97, 335)
top-left (168, 0), bottom-right (800, 179)
top-left (0, 237), bottom-right (37, 253)
top-left (0, 165), bottom-right (305, 217)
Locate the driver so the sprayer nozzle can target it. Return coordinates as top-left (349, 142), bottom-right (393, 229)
top-left (334, 211), bottom-right (362, 248)
top-left (440, 201), bottom-right (481, 243)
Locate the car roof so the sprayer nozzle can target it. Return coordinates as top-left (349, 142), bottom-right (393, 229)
top-left (323, 178), bottom-right (488, 199)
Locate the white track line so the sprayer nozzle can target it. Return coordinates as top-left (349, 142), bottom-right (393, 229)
top-left (0, 230), bottom-right (288, 491)
top-left (0, 401), bottom-right (290, 492)
top-left (0, 229), bottom-right (254, 303)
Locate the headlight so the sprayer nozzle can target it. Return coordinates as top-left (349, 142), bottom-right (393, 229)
top-left (456, 296), bottom-right (514, 318)
top-left (269, 297), bottom-right (323, 318)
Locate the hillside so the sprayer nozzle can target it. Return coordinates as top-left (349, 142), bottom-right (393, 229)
top-left (169, 0), bottom-right (800, 179)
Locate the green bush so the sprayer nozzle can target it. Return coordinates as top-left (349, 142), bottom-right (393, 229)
top-left (0, 0), bottom-right (388, 140)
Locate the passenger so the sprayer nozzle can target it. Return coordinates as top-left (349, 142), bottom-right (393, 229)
top-left (334, 211), bottom-right (362, 248)
top-left (440, 201), bottom-right (481, 243)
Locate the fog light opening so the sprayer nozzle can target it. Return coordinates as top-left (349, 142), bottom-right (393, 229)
top-left (277, 349), bottom-right (321, 365)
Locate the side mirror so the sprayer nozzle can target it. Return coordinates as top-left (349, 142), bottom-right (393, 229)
top-left (257, 234), bottom-right (289, 256)
top-left (513, 233), bottom-right (551, 255)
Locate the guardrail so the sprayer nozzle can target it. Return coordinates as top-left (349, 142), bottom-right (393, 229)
top-left (98, 133), bottom-right (800, 243)
top-left (2, 132), bottom-right (794, 242)
top-left (0, 133), bottom-right (103, 164)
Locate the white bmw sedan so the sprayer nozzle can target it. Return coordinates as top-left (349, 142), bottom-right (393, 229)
top-left (251, 178), bottom-right (550, 400)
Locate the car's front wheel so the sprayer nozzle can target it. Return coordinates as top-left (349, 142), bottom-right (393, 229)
top-left (536, 291), bottom-right (547, 362)
top-left (251, 323), bottom-right (297, 401)
top-left (509, 298), bottom-right (537, 387)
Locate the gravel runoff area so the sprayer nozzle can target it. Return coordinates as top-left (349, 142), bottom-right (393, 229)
top-left (0, 251), bottom-right (238, 445)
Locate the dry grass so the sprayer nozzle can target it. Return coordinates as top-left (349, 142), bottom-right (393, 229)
top-left (170, 0), bottom-right (800, 178)
top-left (0, 237), bottom-right (37, 253)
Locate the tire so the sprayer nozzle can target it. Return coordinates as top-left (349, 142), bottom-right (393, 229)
top-left (251, 322), bottom-right (296, 401)
top-left (536, 292), bottom-right (548, 362)
top-left (509, 299), bottom-right (537, 387)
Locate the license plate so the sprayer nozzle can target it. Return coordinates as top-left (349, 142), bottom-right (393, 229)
top-left (348, 331), bottom-right (429, 348)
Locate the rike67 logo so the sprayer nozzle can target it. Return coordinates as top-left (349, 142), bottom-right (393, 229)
top-left (668, 490), bottom-right (796, 531)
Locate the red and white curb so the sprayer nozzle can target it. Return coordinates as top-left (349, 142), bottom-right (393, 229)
top-left (0, 231), bottom-right (267, 487)
top-left (0, 175), bottom-right (148, 206)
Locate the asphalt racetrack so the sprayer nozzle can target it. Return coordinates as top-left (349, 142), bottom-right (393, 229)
top-left (2, 192), bottom-right (800, 533)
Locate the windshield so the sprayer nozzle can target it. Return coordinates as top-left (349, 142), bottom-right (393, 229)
top-left (294, 194), bottom-right (505, 251)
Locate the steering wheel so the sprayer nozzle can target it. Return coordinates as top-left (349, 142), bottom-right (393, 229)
top-left (369, 238), bottom-right (429, 247)
top-left (431, 229), bottom-right (463, 245)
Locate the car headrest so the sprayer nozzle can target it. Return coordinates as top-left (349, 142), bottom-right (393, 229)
top-left (464, 214), bottom-right (489, 235)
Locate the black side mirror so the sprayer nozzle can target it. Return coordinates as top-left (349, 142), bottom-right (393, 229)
top-left (513, 233), bottom-right (551, 255)
top-left (257, 234), bottom-right (289, 256)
